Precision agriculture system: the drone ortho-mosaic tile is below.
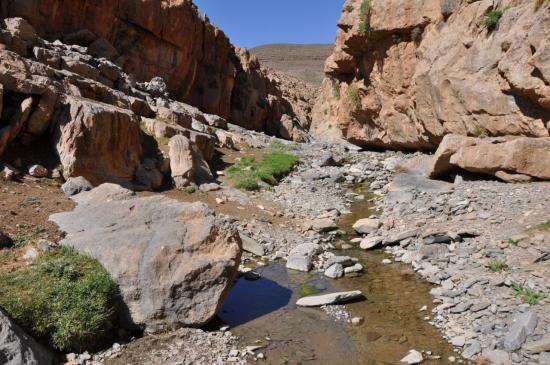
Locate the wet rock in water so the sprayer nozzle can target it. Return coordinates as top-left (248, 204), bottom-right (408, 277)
top-left (503, 312), bottom-right (539, 351)
top-left (360, 236), bottom-right (383, 250)
top-left (310, 218), bottom-right (337, 233)
top-left (352, 218), bottom-right (380, 234)
top-left (0, 231), bottom-right (14, 249)
top-left (344, 263), bottom-right (363, 275)
top-left (296, 290), bottom-right (363, 307)
top-left (28, 164), bottom-right (48, 177)
top-left (400, 349), bottom-right (423, 364)
top-left (50, 183), bottom-right (242, 331)
top-left (324, 263), bottom-right (344, 279)
top-left (0, 307), bottom-right (55, 365)
top-left (285, 242), bottom-right (321, 272)
top-left (323, 255), bottom-right (358, 269)
top-left (241, 234), bottom-right (265, 257)
top-left (61, 176), bottom-right (93, 196)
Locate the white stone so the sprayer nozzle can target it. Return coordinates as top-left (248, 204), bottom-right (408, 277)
top-left (296, 290), bottom-right (363, 307)
top-left (400, 349), bottom-right (423, 364)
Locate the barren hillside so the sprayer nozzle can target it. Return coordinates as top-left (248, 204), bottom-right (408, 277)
top-left (251, 44), bottom-right (333, 86)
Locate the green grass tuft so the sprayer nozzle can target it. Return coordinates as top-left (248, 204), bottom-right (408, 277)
top-left (488, 260), bottom-right (508, 273)
top-left (0, 247), bottom-right (120, 352)
top-left (533, 220), bottom-right (550, 231)
top-left (184, 186), bottom-right (196, 194)
top-left (347, 84), bottom-right (361, 109)
top-left (484, 10), bottom-right (503, 31)
top-left (508, 238), bottom-right (520, 246)
top-left (225, 151), bottom-right (299, 191)
top-left (359, 0), bottom-right (372, 35)
top-left (511, 281), bottom-right (546, 305)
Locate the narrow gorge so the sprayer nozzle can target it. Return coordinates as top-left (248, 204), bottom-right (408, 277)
top-left (0, 1), bottom-right (549, 365)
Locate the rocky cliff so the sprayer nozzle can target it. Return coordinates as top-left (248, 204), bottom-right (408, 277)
top-left (0, 0), bottom-right (312, 138)
top-left (311, 0), bottom-right (550, 150)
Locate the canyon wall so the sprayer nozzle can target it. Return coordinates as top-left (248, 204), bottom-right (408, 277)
top-left (0, 0), bottom-right (311, 137)
top-left (312, 0), bottom-right (550, 150)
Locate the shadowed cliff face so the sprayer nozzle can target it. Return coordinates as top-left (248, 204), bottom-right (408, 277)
top-left (0, 0), bottom-right (313, 137)
top-left (311, 0), bottom-right (550, 151)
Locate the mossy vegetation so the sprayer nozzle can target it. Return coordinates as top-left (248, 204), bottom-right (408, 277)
top-left (533, 220), bottom-right (550, 231)
top-left (488, 260), bottom-right (508, 273)
top-left (511, 281), bottom-right (546, 305)
top-left (347, 84), bottom-right (361, 109)
top-left (0, 247), bottom-right (120, 352)
top-left (484, 9), bottom-right (504, 31)
top-left (327, 75), bottom-right (341, 98)
top-left (225, 147), bottom-right (299, 191)
top-left (359, 0), bottom-right (372, 35)
top-left (298, 284), bottom-right (320, 297)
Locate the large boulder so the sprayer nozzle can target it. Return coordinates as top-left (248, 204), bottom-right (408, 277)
top-left (49, 184), bottom-right (242, 332)
top-left (53, 96), bottom-right (143, 186)
top-left (168, 135), bottom-right (214, 188)
top-left (428, 135), bottom-right (550, 181)
top-left (0, 307), bottom-right (55, 365)
top-left (450, 137), bottom-right (550, 180)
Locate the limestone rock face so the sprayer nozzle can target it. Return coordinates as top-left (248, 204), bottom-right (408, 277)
top-left (50, 184), bottom-right (242, 332)
top-left (428, 135), bottom-right (550, 181)
top-left (0, 307), bottom-right (55, 365)
top-left (312, 0), bottom-right (550, 150)
top-left (0, 1), bottom-right (313, 141)
top-left (53, 96), bottom-right (143, 186)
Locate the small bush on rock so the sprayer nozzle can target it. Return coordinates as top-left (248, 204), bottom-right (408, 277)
top-left (347, 84), bottom-right (361, 109)
top-left (359, 0), bottom-right (372, 35)
top-left (0, 247), bottom-right (120, 352)
top-left (511, 281), bottom-right (546, 305)
top-left (484, 10), bottom-right (503, 31)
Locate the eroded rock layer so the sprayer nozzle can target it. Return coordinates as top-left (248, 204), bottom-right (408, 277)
top-left (0, 0), bottom-right (313, 139)
top-left (312, 0), bottom-right (550, 150)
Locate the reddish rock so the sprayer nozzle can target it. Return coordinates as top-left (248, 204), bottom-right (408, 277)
top-left (312, 0), bottom-right (550, 150)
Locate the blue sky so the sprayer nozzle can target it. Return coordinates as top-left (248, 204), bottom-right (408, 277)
top-left (193, 0), bottom-right (345, 48)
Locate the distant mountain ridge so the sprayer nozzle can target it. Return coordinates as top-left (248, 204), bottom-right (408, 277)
top-left (251, 44), bottom-right (333, 86)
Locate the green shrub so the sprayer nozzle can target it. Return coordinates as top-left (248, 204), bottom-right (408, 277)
top-left (347, 84), bottom-right (361, 109)
top-left (534, 220), bottom-right (550, 231)
top-left (225, 151), bottom-right (299, 191)
top-left (0, 247), bottom-right (120, 352)
top-left (488, 260), bottom-right (508, 273)
top-left (511, 281), bottom-right (546, 305)
top-left (359, 0), bottom-right (372, 35)
top-left (184, 186), bottom-right (196, 194)
top-left (507, 238), bottom-right (520, 246)
top-left (329, 76), bottom-right (341, 98)
top-left (345, 5), bottom-right (354, 12)
top-left (484, 10), bottom-right (503, 31)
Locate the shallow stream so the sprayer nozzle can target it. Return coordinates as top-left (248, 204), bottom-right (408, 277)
top-left (219, 199), bottom-right (459, 364)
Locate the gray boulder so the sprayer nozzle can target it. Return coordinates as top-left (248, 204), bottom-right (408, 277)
top-left (50, 183), bottom-right (242, 332)
top-left (0, 307), bottom-right (55, 365)
top-left (61, 176), bottom-right (93, 196)
top-left (503, 312), bottom-right (539, 351)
